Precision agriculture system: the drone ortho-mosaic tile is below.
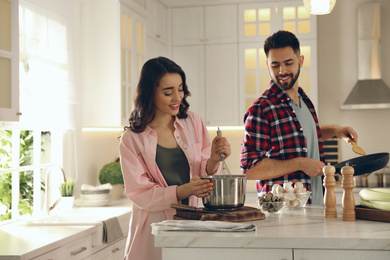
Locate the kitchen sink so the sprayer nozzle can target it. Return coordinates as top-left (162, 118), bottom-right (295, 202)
top-left (26, 207), bottom-right (130, 226)
top-left (23, 206), bottom-right (132, 246)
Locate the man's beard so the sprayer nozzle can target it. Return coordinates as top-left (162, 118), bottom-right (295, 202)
top-left (273, 67), bottom-right (300, 91)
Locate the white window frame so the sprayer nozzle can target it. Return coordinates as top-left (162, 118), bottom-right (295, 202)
top-left (0, 128), bottom-right (63, 222)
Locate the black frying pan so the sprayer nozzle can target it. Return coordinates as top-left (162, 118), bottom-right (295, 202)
top-left (334, 152), bottom-right (389, 176)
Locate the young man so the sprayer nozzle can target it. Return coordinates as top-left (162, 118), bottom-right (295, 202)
top-left (240, 30), bottom-right (358, 204)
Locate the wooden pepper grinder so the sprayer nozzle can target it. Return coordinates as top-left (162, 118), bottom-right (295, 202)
top-left (323, 163), bottom-right (337, 218)
top-left (341, 164), bottom-right (356, 221)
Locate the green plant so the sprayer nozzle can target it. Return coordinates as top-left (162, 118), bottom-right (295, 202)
top-left (99, 159), bottom-right (124, 185)
top-left (60, 178), bottom-right (75, 197)
top-left (0, 130), bottom-right (48, 221)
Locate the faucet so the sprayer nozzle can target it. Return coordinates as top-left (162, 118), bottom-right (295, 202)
top-left (45, 166), bottom-right (67, 215)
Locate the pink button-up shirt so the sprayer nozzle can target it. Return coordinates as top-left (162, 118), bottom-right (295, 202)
top-left (120, 111), bottom-right (220, 260)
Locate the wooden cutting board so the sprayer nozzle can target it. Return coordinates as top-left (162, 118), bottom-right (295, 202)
top-left (173, 206), bottom-right (265, 222)
top-left (355, 205), bottom-right (390, 222)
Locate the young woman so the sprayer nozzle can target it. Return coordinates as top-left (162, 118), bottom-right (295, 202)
top-left (119, 57), bottom-right (231, 260)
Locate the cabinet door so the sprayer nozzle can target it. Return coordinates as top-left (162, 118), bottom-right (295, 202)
top-left (31, 247), bottom-right (65, 260)
top-left (80, 1), bottom-right (146, 127)
top-left (277, 1), bottom-right (317, 40)
top-left (172, 46), bottom-right (205, 120)
top-left (162, 248), bottom-right (292, 260)
top-left (0, 0), bottom-right (20, 122)
top-left (91, 237), bottom-right (127, 260)
top-left (238, 2), bottom-right (278, 43)
top-left (205, 5), bottom-right (238, 44)
top-left (205, 44), bottom-right (239, 126)
top-left (146, 36), bottom-right (167, 60)
top-left (121, 5), bottom-right (147, 126)
top-left (294, 249), bottom-right (390, 260)
top-left (172, 7), bottom-right (204, 46)
top-left (112, 237), bottom-right (126, 260)
top-left (80, 1), bottom-right (121, 127)
top-left (63, 235), bottom-right (92, 260)
top-left (146, 0), bottom-right (167, 43)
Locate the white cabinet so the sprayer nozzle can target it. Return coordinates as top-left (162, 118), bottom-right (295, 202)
top-left (173, 44), bottom-right (239, 126)
top-left (172, 46), bottom-right (205, 119)
top-left (294, 249), bottom-right (390, 260)
top-left (147, 0), bottom-right (167, 44)
top-left (172, 5), bottom-right (237, 46)
top-left (172, 5), bottom-right (239, 126)
top-left (146, 0), bottom-right (168, 59)
top-left (0, 0), bottom-right (20, 122)
top-left (162, 248), bottom-right (292, 260)
top-left (80, 0), bottom-right (146, 127)
top-left (172, 7), bottom-right (203, 46)
top-left (205, 44), bottom-right (239, 126)
top-left (31, 247), bottom-right (64, 260)
top-left (238, 1), bottom-right (316, 43)
top-left (31, 235), bottom-right (92, 260)
top-left (91, 237), bottom-right (127, 260)
top-left (204, 5), bottom-right (238, 45)
top-left (238, 1), bottom-right (318, 115)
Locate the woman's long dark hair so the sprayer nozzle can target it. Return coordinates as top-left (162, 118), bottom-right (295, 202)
top-left (126, 57), bottom-right (191, 133)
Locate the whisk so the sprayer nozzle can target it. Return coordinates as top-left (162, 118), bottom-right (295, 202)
top-left (217, 127), bottom-right (232, 176)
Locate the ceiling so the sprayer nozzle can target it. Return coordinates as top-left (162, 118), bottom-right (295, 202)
top-left (159, 0), bottom-right (292, 7)
top-left (159, 0), bottom-right (241, 7)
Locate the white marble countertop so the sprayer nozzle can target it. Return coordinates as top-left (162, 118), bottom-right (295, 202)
top-left (0, 198), bottom-right (132, 259)
top-left (154, 205), bottom-right (390, 251)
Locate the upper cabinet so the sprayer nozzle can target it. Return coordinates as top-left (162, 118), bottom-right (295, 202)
top-left (146, 0), bottom-right (168, 59)
top-left (147, 0), bottom-right (167, 44)
top-left (80, 0), bottom-right (146, 127)
top-left (0, 0), bottom-right (20, 122)
top-left (239, 1), bottom-right (316, 42)
top-left (238, 1), bottom-right (318, 117)
top-left (172, 5), bottom-right (240, 126)
top-left (172, 5), bottom-right (237, 46)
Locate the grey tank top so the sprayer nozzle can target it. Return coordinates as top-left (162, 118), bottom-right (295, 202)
top-left (290, 94), bottom-right (323, 205)
top-left (156, 144), bottom-right (190, 204)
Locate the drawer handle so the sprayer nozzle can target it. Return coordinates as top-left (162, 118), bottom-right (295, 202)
top-left (71, 247), bottom-right (87, 256)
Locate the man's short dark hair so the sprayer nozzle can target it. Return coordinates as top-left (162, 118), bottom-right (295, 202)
top-left (264, 30), bottom-right (301, 57)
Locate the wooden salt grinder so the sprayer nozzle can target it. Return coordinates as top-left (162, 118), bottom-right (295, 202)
top-left (323, 163), bottom-right (337, 218)
top-left (341, 164), bottom-right (356, 221)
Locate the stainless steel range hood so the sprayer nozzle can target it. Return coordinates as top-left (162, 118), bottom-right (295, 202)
top-left (341, 2), bottom-right (390, 110)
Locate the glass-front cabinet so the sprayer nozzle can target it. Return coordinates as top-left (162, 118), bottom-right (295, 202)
top-left (80, 0), bottom-right (146, 127)
top-left (239, 1), bottom-right (317, 118)
top-left (0, 0), bottom-right (19, 122)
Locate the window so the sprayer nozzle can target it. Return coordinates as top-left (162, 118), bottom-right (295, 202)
top-left (0, 130), bottom-right (57, 221)
top-left (0, 1), bottom-right (77, 222)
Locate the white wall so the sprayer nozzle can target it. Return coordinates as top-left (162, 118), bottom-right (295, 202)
top-left (316, 0), bottom-right (390, 186)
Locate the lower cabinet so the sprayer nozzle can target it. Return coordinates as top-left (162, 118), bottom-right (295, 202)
top-left (162, 248), bottom-right (390, 260)
top-left (31, 247), bottom-right (64, 260)
top-left (91, 237), bottom-right (127, 260)
top-left (31, 235), bottom-right (127, 260)
top-left (294, 249), bottom-right (390, 260)
top-left (162, 248), bottom-right (293, 260)
top-left (31, 235), bottom-right (92, 260)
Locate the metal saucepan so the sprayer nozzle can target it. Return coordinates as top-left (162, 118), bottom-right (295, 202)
top-left (200, 175), bottom-right (247, 210)
top-left (334, 152), bottom-right (389, 176)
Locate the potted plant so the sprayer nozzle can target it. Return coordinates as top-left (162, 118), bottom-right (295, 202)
top-left (99, 158), bottom-right (124, 200)
top-left (60, 177), bottom-right (75, 197)
top-left (59, 178), bottom-right (76, 210)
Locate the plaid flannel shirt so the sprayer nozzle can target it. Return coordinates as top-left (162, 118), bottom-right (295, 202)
top-left (240, 81), bottom-right (325, 194)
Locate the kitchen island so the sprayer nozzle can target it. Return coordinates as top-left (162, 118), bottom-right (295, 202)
top-left (154, 205), bottom-right (390, 260)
